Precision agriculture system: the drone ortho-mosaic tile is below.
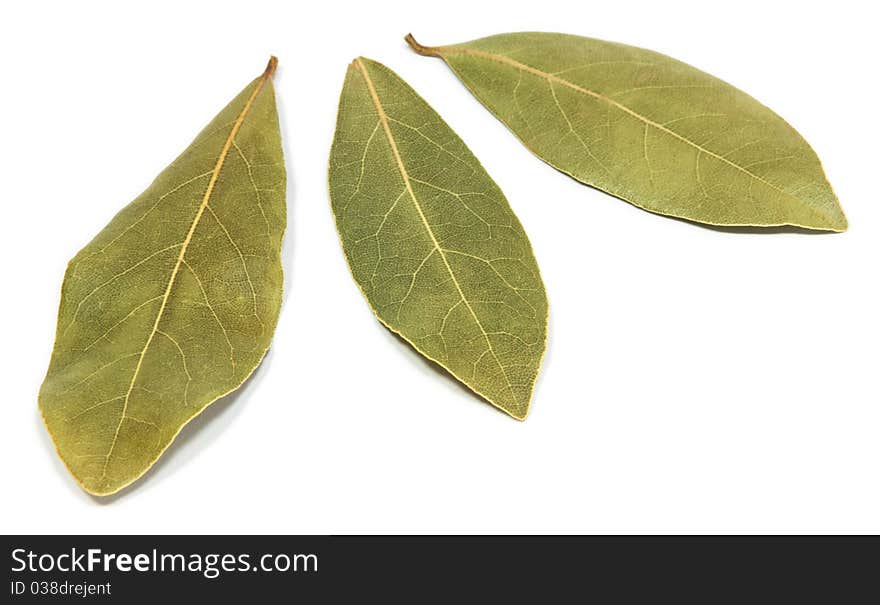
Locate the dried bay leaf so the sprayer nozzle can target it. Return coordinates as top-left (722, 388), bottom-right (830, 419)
top-left (39, 58), bottom-right (286, 496)
top-left (329, 57), bottom-right (548, 419)
top-left (406, 33), bottom-right (847, 231)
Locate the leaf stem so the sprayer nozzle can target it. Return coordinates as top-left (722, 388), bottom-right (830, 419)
top-left (404, 34), bottom-right (442, 57)
top-left (263, 56), bottom-right (278, 78)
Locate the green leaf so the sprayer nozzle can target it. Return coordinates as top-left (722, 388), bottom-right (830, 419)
top-left (406, 33), bottom-right (847, 231)
top-left (329, 57), bottom-right (548, 420)
top-left (39, 57), bottom-right (286, 496)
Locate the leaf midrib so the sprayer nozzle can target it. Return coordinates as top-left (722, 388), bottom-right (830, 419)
top-left (101, 63), bottom-right (275, 478)
top-left (439, 45), bottom-right (840, 227)
top-left (353, 58), bottom-right (522, 411)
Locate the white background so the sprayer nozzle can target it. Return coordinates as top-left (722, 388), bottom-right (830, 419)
top-left (1, 0), bottom-right (877, 534)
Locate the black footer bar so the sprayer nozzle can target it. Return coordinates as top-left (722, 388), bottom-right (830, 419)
top-left (3, 535), bottom-right (877, 601)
